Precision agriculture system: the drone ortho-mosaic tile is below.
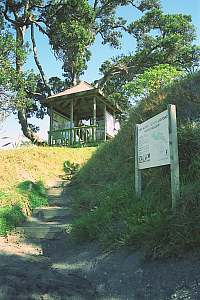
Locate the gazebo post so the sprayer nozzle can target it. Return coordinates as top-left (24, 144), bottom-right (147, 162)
top-left (93, 96), bottom-right (97, 141)
top-left (70, 99), bottom-right (74, 144)
top-left (49, 106), bottom-right (53, 146)
top-left (104, 104), bottom-right (107, 141)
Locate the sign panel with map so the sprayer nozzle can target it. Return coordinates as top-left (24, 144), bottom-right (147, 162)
top-left (138, 110), bottom-right (170, 169)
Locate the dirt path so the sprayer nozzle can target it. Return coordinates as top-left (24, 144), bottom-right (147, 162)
top-left (1, 180), bottom-right (200, 300)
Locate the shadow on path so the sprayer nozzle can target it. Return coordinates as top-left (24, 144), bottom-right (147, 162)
top-left (40, 237), bottom-right (200, 300)
top-left (2, 179), bottom-right (200, 300)
top-left (0, 251), bottom-right (96, 300)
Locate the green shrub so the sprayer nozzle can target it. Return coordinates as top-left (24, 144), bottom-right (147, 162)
top-left (0, 205), bottom-right (26, 236)
top-left (63, 160), bottom-right (80, 175)
top-left (0, 180), bottom-right (48, 236)
top-left (17, 180), bottom-right (48, 210)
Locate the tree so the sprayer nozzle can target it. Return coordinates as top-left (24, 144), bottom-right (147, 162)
top-left (125, 64), bottom-right (183, 101)
top-left (46, 0), bottom-right (161, 86)
top-left (48, 77), bottom-right (66, 94)
top-left (128, 9), bottom-right (200, 71)
top-left (0, 0), bottom-right (160, 142)
top-left (98, 9), bottom-right (200, 109)
top-left (46, 0), bottom-right (95, 86)
top-left (0, 1), bottom-right (51, 143)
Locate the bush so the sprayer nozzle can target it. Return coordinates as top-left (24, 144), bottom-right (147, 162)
top-left (0, 180), bottom-right (48, 236)
top-left (63, 160), bottom-right (80, 175)
top-left (0, 205), bottom-right (26, 236)
top-left (17, 180), bottom-right (48, 210)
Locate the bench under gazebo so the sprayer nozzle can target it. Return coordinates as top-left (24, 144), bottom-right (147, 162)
top-left (43, 81), bottom-right (121, 146)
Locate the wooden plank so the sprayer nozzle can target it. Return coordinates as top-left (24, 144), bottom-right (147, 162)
top-left (48, 107), bottom-right (53, 146)
top-left (135, 124), bottom-right (142, 198)
top-left (73, 128), bottom-right (76, 144)
top-left (93, 97), bottom-right (97, 141)
top-left (78, 129), bottom-right (81, 143)
top-left (168, 104), bottom-right (180, 209)
top-left (70, 99), bottom-right (74, 145)
top-left (104, 104), bottom-right (107, 141)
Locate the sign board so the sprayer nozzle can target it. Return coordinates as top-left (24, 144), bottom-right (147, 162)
top-left (138, 110), bottom-right (170, 169)
top-left (134, 105), bottom-right (180, 209)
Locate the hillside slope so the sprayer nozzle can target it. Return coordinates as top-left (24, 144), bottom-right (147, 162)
top-left (0, 146), bottom-right (96, 235)
top-left (71, 71), bottom-right (200, 257)
top-left (0, 146), bottom-right (95, 189)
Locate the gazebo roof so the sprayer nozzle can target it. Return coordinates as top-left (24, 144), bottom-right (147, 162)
top-left (48, 81), bottom-right (94, 99)
top-left (43, 81), bottom-right (122, 113)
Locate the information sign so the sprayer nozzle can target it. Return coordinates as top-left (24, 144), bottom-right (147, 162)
top-left (138, 110), bottom-right (170, 169)
top-left (134, 105), bottom-right (180, 209)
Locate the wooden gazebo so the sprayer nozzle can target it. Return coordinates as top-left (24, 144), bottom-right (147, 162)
top-left (43, 81), bottom-right (121, 146)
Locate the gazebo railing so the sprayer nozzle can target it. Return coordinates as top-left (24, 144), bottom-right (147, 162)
top-left (48, 125), bottom-right (97, 146)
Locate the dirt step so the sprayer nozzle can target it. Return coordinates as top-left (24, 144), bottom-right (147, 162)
top-left (48, 196), bottom-right (70, 206)
top-left (33, 206), bottom-right (71, 221)
top-left (47, 187), bottom-right (64, 197)
top-left (16, 217), bottom-right (70, 240)
top-left (46, 179), bottom-right (69, 188)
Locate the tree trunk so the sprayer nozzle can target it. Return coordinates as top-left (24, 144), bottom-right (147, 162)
top-left (31, 24), bottom-right (51, 96)
top-left (15, 26), bottom-right (45, 145)
top-left (17, 111), bottom-right (44, 145)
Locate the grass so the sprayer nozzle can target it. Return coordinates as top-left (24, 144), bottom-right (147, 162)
top-left (70, 71), bottom-right (200, 258)
top-left (0, 146), bottom-right (96, 190)
top-left (0, 146), bottom-right (96, 235)
top-left (0, 180), bottom-right (48, 236)
top-left (0, 205), bottom-right (26, 236)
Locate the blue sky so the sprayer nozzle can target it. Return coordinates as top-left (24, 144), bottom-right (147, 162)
top-left (1, 0), bottom-right (200, 147)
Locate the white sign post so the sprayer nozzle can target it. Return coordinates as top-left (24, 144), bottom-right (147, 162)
top-left (135, 104), bottom-right (180, 209)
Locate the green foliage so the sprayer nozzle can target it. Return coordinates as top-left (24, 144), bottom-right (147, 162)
top-left (100, 9), bottom-right (200, 109)
top-left (1, 0), bottom-right (160, 141)
top-left (129, 9), bottom-right (200, 70)
top-left (0, 180), bottom-right (48, 236)
top-left (63, 160), bottom-right (80, 175)
top-left (46, 0), bottom-right (94, 85)
top-left (0, 27), bottom-right (46, 126)
top-left (46, 0), bottom-right (160, 85)
top-left (17, 180), bottom-right (48, 210)
top-left (71, 70), bottom-right (200, 257)
top-left (178, 122), bottom-right (200, 181)
top-left (125, 64), bottom-right (183, 100)
top-left (0, 205), bottom-right (26, 236)
top-left (0, 32), bottom-right (20, 112)
top-left (72, 183), bottom-right (134, 247)
top-left (48, 76), bottom-right (66, 94)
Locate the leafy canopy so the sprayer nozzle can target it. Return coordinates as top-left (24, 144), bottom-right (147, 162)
top-left (99, 9), bottom-right (200, 109)
top-left (125, 64), bottom-right (183, 100)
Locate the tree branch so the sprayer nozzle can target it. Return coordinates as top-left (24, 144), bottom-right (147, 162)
top-left (93, 0), bottom-right (99, 11)
top-left (29, 3), bottom-right (52, 10)
top-left (33, 21), bottom-right (49, 36)
top-left (24, 0), bottom-right (30, 18)
top-left (25, 89), bottom-right (43, 97)
top-left (3, 1), bottom-right (18, 26)
top-left (30, 24), bottom-right (51, 96)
